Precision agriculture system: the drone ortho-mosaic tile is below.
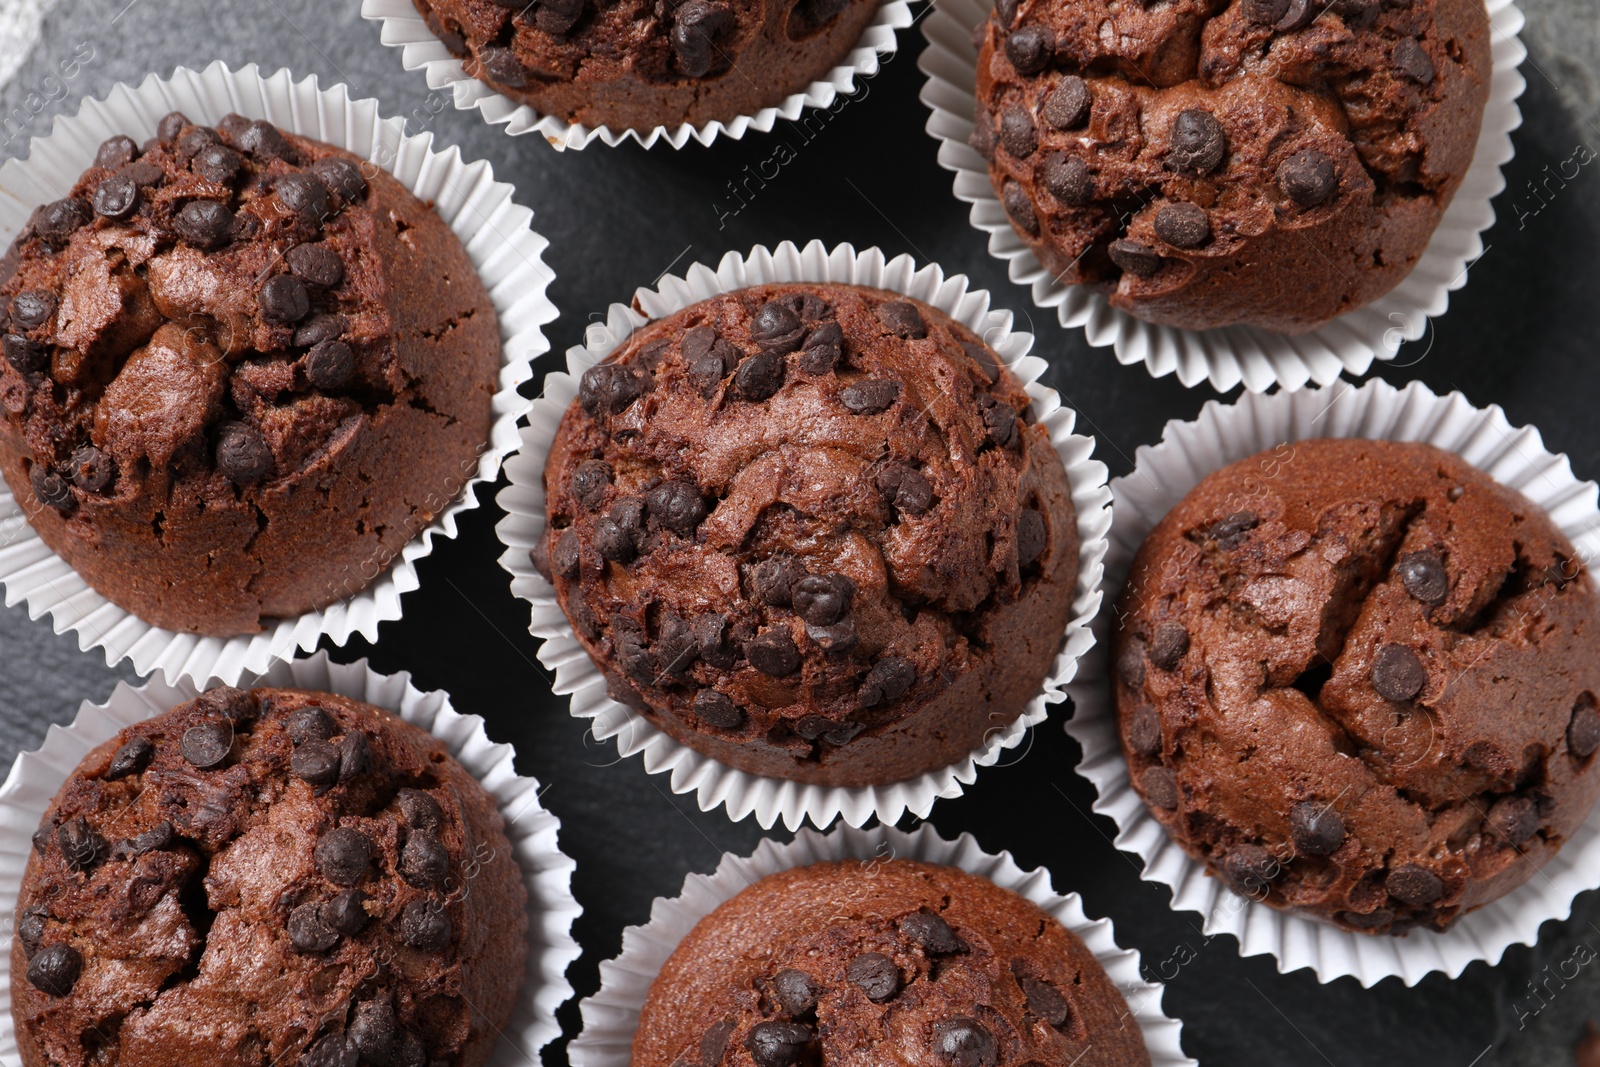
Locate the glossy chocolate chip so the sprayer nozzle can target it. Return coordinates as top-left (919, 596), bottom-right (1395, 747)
top-left (696, 613), bottom-right (738, 669)
top-left (4, 334), bottom-right (48, 373)
top-left (746, 629), bottom-right (801, 677)
top-left (118, 821), bottom-right (174, 858)
top-left (289, 900), bottom-right (339, 952)
top-left (1126, 703), bottom-right (1161, 756)
top-left (1043, 75), bottom-right (1091, 129)
top-left (1290, 800), bottom-right (1345, 856)
top-left (349, 1000), bottom-right (397, 1064)
top-left (1040, 153), bottom-right (1092, 206)
top-left (773, 968), bottom-right (820, 1016)
top-left (700, 1019), bottom-right (735, 1066)
top-left (316, 827), bottom-right (374, 885)
top-left (69, 445), bottom-right (114, 493)
top-left (693, 690), bottom-right (743, 729)
top-left (1392, 37), bottom-right (1434, 83)
top-left (1570, 695), bottom-right (1600, 758)
top-left (36, 197), bottom-right (91, 241)
top-left (999, 104), bottom-right (1037, 158)
top-left (400, 831), bottom-right (449, 888)
top-left (792, 573), bottom-right (854, 626)
top-left (177, 126), bottom-right (219, 159)
top-left (260, 274), bottom-right (311, 324)
top-left (26, 944), bottom-right (82, 996)
top-left (30, 467), bottom-right (74, 515)
top-left (1016, 972), bottom-right (1069, 1027)
top-left (1278, 148), bottom-right (1337, 208)
top-left (294, 314), bottom-right (348, 348)
top-left (1109, 239), bottom-right (1161, 278)
top-left (846, 952), bottom-right (899, 1001)
top-left (977, 393), bottom-right (1018, 447)
top-left (476, 46), bottom-right (530, 91)
top-left (570, 460), bottom-right (613, 510)
top-left (325, 888), bottom-right (371, 936)
top-left (301, 1033), bottom-right (357, 1067)
top-left (1487, 795), bottom-right (1538, 846)
top-left (181, 721), bottom-right (232, 768)
top-left (396, 788), bottom-right (443, 831)
top-left (1371, 644), bottom-right (1426, 702)
top-left (616, 628), bottom-right (657, 686)
top-left (11, 289), bottom-right (56, 329)
top-left (1001, 180), bottom-right (1039, 236)
top-left (746, 1022), bottom-right (813, 1067)
top-left (197, 687), bottom-right (257, 725)
top-left (799, 321), bottom-right (843, 375)
top-left (156, 111), bottom-right (190, 143)
top-left (580, 363), bottom-right (647, 418)
top-left (95, 134), bottom-right (139, 169)
top-left (550, 529), bottom-right (581, 581)
top-left (235, 120), bottom-right (292, 161)
top-left (288, 244), bottom-right (344, 289)
top-left (1142, 766), bottom-right (1179, 810)
top-left (646, 480), bottom-right (708, 537)
top-left (1386, 863), bottom-right (1443, 905)
top-left (806, 619), bottom-right (859, 653)
top-left (752, 555), bottom-right (805, 607)
top-left (1148, 622), bottom-right (1189, 671)
top-left (1017, 508), bottom-right (1046, 567)
top-left (672, 0), bottom-right (735, 77)
top-left (216, 422), bottom-right (273, 484)
top-left (656, 613), bottom-right (699, 677)
top-left (1397, 550), bottom-right (1448, 605)
top-left (595, 516), bottom-right (639, 565)
top-left (399, 899), bottom-right (452, 950)
top-left (312, 157), bottom-right (367, 203)
top-left (173, 199), bottom-right (235, 249)
top-left (292, 740), bottom-right (342, 788)
top-left (92, 175), bottom-right (139, 220)
top-left (1168, 109), bottom-right (1226, 175)
top-left (1154, 203), bottom-right (1210, 248)
top-left (1221, 843), bottom-right (1279, 894)
top-left (932, 1016), bottom-right (998, 1067)
top-left (122, 161), bottom-right (165, 188)
top-left (57, 816), bottom-right (105, 872)
top-left (105, 737), bottom-right (154, 780)
top-left (17, 907), bottom-right (47, 959)
top-left (1004, 25), bottom-right (1054, 74)
top-left (286, 706), bottom-right (336, 745)
top-left (304, 339), bottom-right (356, 389)
top-left (193, 143), bottom-right (244, 184)
top-left (735, 350), bottom-right (786, 401)
top-left (839, 378), bottom-right (901, 415)
top-left (878, 462), bottom-right (933, 515)
top-left (900, 911), bottom-right (965, 954)
top-left (876, 301), bottom-right (926, 339)
top-left (339, 730), bottom-right (373, 782)
top-left (750, 300), bottom-right (805, 353)
top-left (858, 656), bottom-right (915, 708)
top-left (277, 172), bottom-right (330, 224)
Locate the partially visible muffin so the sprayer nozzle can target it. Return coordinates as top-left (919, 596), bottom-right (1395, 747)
top-left (414, 0), bottom-right (883, 132)
top-left (0, 112), bottom-right (499, 635)
top-left (537, 283), bottom-right (1078, 787)
top-left (634, 858), bottom-right (1151, 1067)
top-left (11, 686), bottom-right (527, 1067)
top-left (970, 0), bottom-right (1493, 333)
top-left (1113, 438), bottom-right (1600, 934)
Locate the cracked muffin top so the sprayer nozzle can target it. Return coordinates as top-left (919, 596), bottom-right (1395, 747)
top-left (970, 0), bottom-right (1493, 333)
top-left (11, 686), bottom-right (527, 1067)
top-left (632, 859), bottom-right (1152, 1067)
top-left (537, 283), bottom-right (1078, 788)
top-left (1112, 438), bottom-right (1600, 934)
top-left (414, 0), bottom-right (884, 132)
top-left (0, 112), bottom-right (498, 636)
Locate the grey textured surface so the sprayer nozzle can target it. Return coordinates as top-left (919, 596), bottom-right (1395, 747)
top-left (0, 0), bottom-right (1597, 1065)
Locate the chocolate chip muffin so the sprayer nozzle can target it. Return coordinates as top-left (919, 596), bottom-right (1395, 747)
top-left (537, 283), bottom-right (1078, 787)
top-left (633, 858), bottom-right (1151, 1067)
top-left (970, 0), bottom-right (1492, 333)
top-left (415, 0), bottom-right (883, 132)
top-left (0, 112), bottom-right (498, 635)
top-left (10, 685), bottom-right (527, 1067)
top-left (1112, 438), bottom-right (1600, 934)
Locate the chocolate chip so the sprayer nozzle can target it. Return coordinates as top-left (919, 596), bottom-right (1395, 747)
top-left (316, 827), bottom-right (374, 885)
top-left (693, 690), bottom-right (743, 729)
top-left (1109, 239), bottom-right (1162, 278)
top-left (180, 721), bottom-right (232, 768)
top-left (1386, 863), bottom-right (1443, 905)
top-left (11, 289), bottom-right (56, 329)
top-left (671, 0), bottom-right (735, 77)
top-left (399, 899), bottom-right (451, 950)
top-left (700, 1019), bottom-right (735, 1066)
top-left (969, 112), bottom-right (996, 162)
top-left (1148, 622), bottom-right (1189, 671)
top-left (1371, 644), bottom-right (1426, 702)
top-left (858, 656), bottom-right (915, 708)
top-left (545, 528), bottom-right (580, 581)
top-left (4, 334), bottom-right (48, 373)
top-left (193, 143), bottom-right (243, 184)
top-left (118, 821), bottom-right (174, 858)
top-left (1331, 0), bottom-right (1378, 25)
top-left (286, 706), bottom-right (336, 745)
top-left (106, 736), bottom-right (154, 780)
top-left (325, 888), bottom-right (371, 935)
top-left (288, 244), bottom-right (344, 289)
top-left (735, 350), bottom-right (786, 401)
top-left (92, 175), bottom-right (139, 220)
top-left (260, 274), bottom-right (311, 324)
top-left (36, 197), bottom-right (91, 241)
top-left (1040, 153), bottom-right (1092, 206)
top-left (95, 135), bottom-right (139, 169)
top-left (1570, 695), bottom-right (1600, 758)
top-left (654, 612), bottom-right (699, 678)
top-left (57, 816), bottom-right (105, 871)
top-left (746, 629), bottom-right (801, 677)
top-left (696, 613), bottom-right (738, 670)
top-left (977, 393), bottom-right (1018, 447)
top-left (1017, 508), bottom-right (1046, 567)
top-left (1221, 843), bottom-right (1279, 894)
top-left (17, 907), bottom-right (47, 959)
top-left (173, 199), bottom-right (235, 249)
top-left (1154, 203), bottom-right (1210, 248)
top-left (1168, 109), bottom-right (1226, 175)
top-left (157, 111), bottom-right (190, 144)
top-left (616, 627), bottom-right (657, 687)
top-left (69, 445), bottom-right (114, 493)
top-left (932, 1016), bottom-right (998, 1067)
top-left (1016, 972), bottom-right (1069, 1027)
top-left (806, 619), bottom-right (859, 654)
top-left (1342, 908), bottom-right (1394, 930)
top-left (580, 363), bottom-right (647, 418)
top-left (1391, 37), bottom-right (1435, 83)
top-left (646, 480), bottom-right (708, 537)
top-left (839, 378), bottom-right (901, 415)
top-left (537, 0), bottom-right (585, 33)
top-left (961, 338), bottom-right (1000, 384)
top-left (30, 467), bottom-right (73, 515)
top-left (900, 911), bottom-right (965, 954)
top-left (390, 1033), bottom-right (425, 1067)
top-left (1487, 795), bottom-right (1538, 846)
top-left (295, 314), bottom-right (348, 348)
top-left (349, 1000), bottom-right (397, 1064)
top-left (400, 831), bottom-right (449, 888)
top-left (846, 952), bottom-right (899, 1001)
top-left (1142, 766), bottom-right (1179, 810)
top-left (1043, 75), bottom-right (1091, 129)
top-left (1004, 25), bottom-right (1054, 74)
top-left (595, 516), bottom-right (638, 564)
top-left (876, 301), bottom-right (926, 339)
top-left (236, 120), bottom-right (292, 161)
top-left (570, 460), bottom-right (613, 510)
top-left (1242, 0), bottom-right (1289, 24)
top-left (1290, 800), bottom-right (1345, 856)
top-left (311, 157), bottom-right (367, 204)
top-left (999, 105), bottom-right (1037, 158)
top-left (751, 300), bottom-right (804, 351)
top-left (198, 687), bottom-right (257, 725)
top-left (277, 172), bottom-right (331, 224)
top-left (792, 573), bottom-right (854, 626)
top-left (1127, 703), bottom-right (1162, 756)
top-left (292, 740), bottom-right (342, 788)
top-left (1203, 511), bottom-right (1257, 549)
top-left (1397, 550), bottom-right (1448, 605)
top-left (799, 321), bottom-right (843, 375)
top-left (1001, 180), bottom-right (1039, 236)
top-left (387, 791), bottom-right (440, 836)
top-left (301, 1033), bottom-right (357, 1067)
top-left (176, 126), bottom-right (219, 161)
top-left (216, 422), bottom-right (273, 484)
top-left (1278, 148), bottom-right (1337, 208)
top-left (773, 968), bottom-right (820, 1016)
top-left (339, 730), bottom-right (373, 782)
top-left (301, 339), bottom-right (356, 390)
top-left (753, 556), bottom-right (805, 607)
top-left (26, 944), bottom-right (82, 997)
top-left (745, 1022), bottom-right (813, 1067)
top-left (122, 161), bottom-right (165, 188)
top-left (289, 900), bottom-right (339, 952)
top-left (878, 462), bottom-right (933, 516)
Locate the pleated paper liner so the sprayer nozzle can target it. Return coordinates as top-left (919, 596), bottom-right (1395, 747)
top-left (0, 650), bottom-right (582, 1065)
top-left (917, 0), bottom-right (1526, 392)
top-left (569, 823), bottom-right (1195, 1067)
top-left (1065, 379), bottom-right (1600, 986)
top-left (496, 239), bottom-right (1112, 830)
top-left (0, 62), bottom-right (555, 687)
top-left (360, 0), bottom-right (913, 150)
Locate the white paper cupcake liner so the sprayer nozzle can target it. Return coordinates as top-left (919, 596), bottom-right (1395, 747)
top-left (569, 823), bottom-right (1194, 1067)
top-left (360, 0), bottom-right (913, 150)
top-left (1064, 378), bottom-right (1600, 987)
top-left (918, 0), bottom-right (1527, 393)
top-left (0, 61), bottom-right (556, 688)
top-left (495, 239), bottom-right (1112, 830)
top-left (0, 649), bottom-right (582, 1065)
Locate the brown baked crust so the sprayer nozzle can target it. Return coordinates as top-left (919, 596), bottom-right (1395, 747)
top-left (971, 0), bottom-right (1493, 333)
top-left (1112, 438), bottom-right (1600, 934)
top-left (414, 0), bottom-right (883, 132)
top-left (0, 115), bottom-right (498, 636)
top-left (540, 283), bottom-right (1078, 788)
top-left (633, 859), bottom-right (1151, 1067)
top-left (10, 686), bottom-right (527, 1067)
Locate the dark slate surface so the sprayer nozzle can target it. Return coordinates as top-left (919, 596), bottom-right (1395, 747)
top-left (1, 0), bottom-right (1597, 1063)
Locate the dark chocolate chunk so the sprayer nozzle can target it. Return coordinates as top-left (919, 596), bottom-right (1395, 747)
top-left (839, 378), bottom-right (900, 415)
top-left (646, 480), bottom-right (708, 536)
top-left (1154, 203), bottom-right (1211, 248)
top-left (1290, 800), bottom-right (1345, 856)
top-left (11, 289), bottom-right (56, 330)
top-left (1016, 972), bottom-right (1069, 1027)
top-left (1371, 644), bottom-right (1426, 702)
top-left (792, 573), bottom-right (854, 626)
top-left (276, 172), bottom-right (330, 224)
top-left (1278, 149), bottom-right (1338, 208)
top-left (92, 175), bottom-right (139, 220)
top-left (193, 143), bottom-right (243, 184)
top-left (700, 1019), bottom-right (735, 1066)
top-left (94, 135), bottom-right (139, 169)
top-left (932, 1016), bottom-right (998, 1067)
top-left (288, 243), bottom-right (345, 289)
top-left (1109, 239), bottom-right (1162, 278)
top-left (745, 1022), bottom-right (814, 1067)
top-left (799, 321), bottom-right (843, 375)
top-left (695, 612), bottom-right (738, 670)
top-left (750, 300), bottom-right (805, 353)
top-left (157, 112), bottom-right (190, 143)
top-left (858, 656), bottom-right (915, 708)
top-left (289, 900), bottom-right (339, 952)
top-left (339, 729), bottom-right (373, 782)
top-left (36, 197), bottom-right (91, 241)
top-left (311, 157), bottom-right (367, 203)
top-left (772, 968), bottom-right (820, 1016)
top-left (846, 952), bottom-right (900, 1001)
top-left (1398, 550), bottom-right (1449, 605)
top-left (1004, 25), bottom-right (1054, 74)
top-left (216, 422), bottom-right (273, 484)
top-left (4, 334), bottom-right (48, 373)
top-left (656, 612), bottom-right (699, 677)
top-left (105, 736), bottom-right (154, 780)
top-left (1221, 843), bottom-right (1279, 894)
top-left (752, 556), bottom-right (805, 607)
top-left (1385, 863), bottom-right (1443, 905)
top-left (260, 274), bottom-right (311, 324)
top-left (304, 340), bottom-right (356, 391)
top-left (734, 350), bottom-right (786, 401)
top-left (399, 899), bottom-right (451, 950)
top-left (900, 910), bottom-right (965, 954)
top-left (397, 788), bottom-right (443, 830)
top-left (292, 740), bottom-right (342, 788)
top-left (69, 445), bottom-right (114, 493)
top-left (878, 462), bottom-right (933, 515)
top-left (173, 199), bottom-right (235, 249)
top-left (26, 943), bottom-right (82, 997)
top-left (286, 705), bottom-right (336, 745)
top-left (1487, 795), bottom-right (1538, 846)
top-left (300, 1033), bottom-right (357, 1067)
top-left (1242, 0), bottom-right (1289, 24)
top-left (180, 721), bottom-right (232, 768)
top-left (294, 313), bottom-right (348, 348)
top-left (118, 821), bottom-right (174, 858)
top-left (235, 120), bottom-right (292, 161)
top-left (400, 831), bottom-right (449, 888)
top-left (537, 0), bottom-right (585, 33)
top-left (1168, 109), bottom-right (1227, 175)
top-left (17, 906), bottom-right (47, 959)
top-left (1016, 508), bottom-right (1046, 567)
top-left (1043, 75), bottom-right (1091, 129)
top-left (1142, 766), bottom-right (1179, 810)
top-left (693, 690), bottom-right (743, 729)
top-left (806, 619), bottom-right (859, 653)
top-left (1040, 153), bottom-right (1093, 206)
top-left (1392, 37), bottom-right (1435, 84)
top-left (550, 529), bottom-right (582, 581)
top-left (1204, 511), bottom-right (1257, 549)
top-left (977, 393), bottom-right (1018, 447)
top-left (999, 104), bottom-right (1037, 158)
top-left (315, 827), bottom-right (374, 885)
top-left (671, 0), bottom-right (735, 78)
top-left (1570, 695), bottom-right (1600, 759)
top-left (325, 888), bottom-right (371, 936)
top-left (1001, 180), bottom-right (1039, 236)
top-left (57, 816), bottom-right (105, 872)
top-left (876, 301), bottom-right (926, 339)
top-left (1148, 622), bottom-right (1189, 671)
top-left (746, 629), bottom-right (801, 677)
top-left (580, 363), bottom-right (647, 418)
top-left (1126, 703), bottom-right (1162, 756)
top-left (570, 460), bottom-right (613, 510)
top-left (349, 1000), bottom-right (397, 1064)
top-left (30, 467), bottom-right (74, 515)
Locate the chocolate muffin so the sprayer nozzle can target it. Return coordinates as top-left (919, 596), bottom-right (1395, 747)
top-left (414, 0), bottom-right (883, 132)
top-left (970, 0), bottom-right (1493, 333)
top-left (10, 685), bottom-right (527, 1067)
top-left (1112, 438), bottom-right (1600, 934)
top-left (0, 113), bottom-right (498, 635)
top-left (633, 858), bottom-right (1151, 1067)
top-left (537, 283), bottom-right (1078, 787)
